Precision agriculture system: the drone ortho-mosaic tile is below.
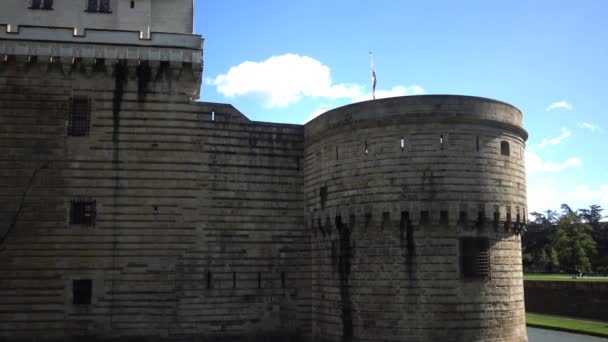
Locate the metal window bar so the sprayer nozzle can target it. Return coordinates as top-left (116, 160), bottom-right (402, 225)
top-left (87, 0), bottom-right (98, 12)
top-left (70, 198), bottom-right (96, 226)
top-left (461, 238), bottom-right (490, 279)
top-left (68, 97), bottom-right (91, 136)
top-left (99, 0), bottom-right (110, 12)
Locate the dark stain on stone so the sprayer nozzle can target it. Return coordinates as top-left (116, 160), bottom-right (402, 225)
top-left (400, 211), bottom-right (415, 275)
top-left (136, 61), bottom-right (151, 101)
top-left (113, 60), bottom-right (127, 149)
top-left (110, 60), bottom-right (127, 329)
top-left (335, 216), bottom-right (353, 341)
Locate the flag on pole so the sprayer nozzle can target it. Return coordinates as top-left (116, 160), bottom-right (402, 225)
top-left (370, 51), bottom-right (377, 100)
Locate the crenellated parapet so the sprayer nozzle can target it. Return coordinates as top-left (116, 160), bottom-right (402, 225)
top-left (0, 24), bottom-right (203, 99)
top-left (308, 201), bottom-right (527, 238)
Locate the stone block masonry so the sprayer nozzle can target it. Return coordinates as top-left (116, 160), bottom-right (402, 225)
top-left (305, 96), bottom-right (528, 342)
top-left (525, 281), bottom-right (608, 321)
top-left (0, 58), bottom-right (309, 341)
top-left (0, 5), bottom-right (529, 340)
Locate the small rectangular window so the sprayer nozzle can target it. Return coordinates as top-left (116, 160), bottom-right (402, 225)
top-left (42, 0), bottom-right (53, 9)
top-left (70, 198), bottom-right (96, 226)
top-left (130, 1), bottom-right (135, 8)
top-left (87, 0), bottom-right (98, 12)
top-left (30, 0), bottom-right (42, 9)
top-left (99, 0), bottom-right (110, 13)
top-left (500, 141), bottom-right (510, 156)
top-left (73, 279), bottom-right (92, 305)
top-left (68, 96), bottom-right (91, 137)
top-left (461, 238), bottom-right (490, 280)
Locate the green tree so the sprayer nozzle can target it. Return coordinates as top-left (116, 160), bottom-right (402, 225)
top-left (578, 205), bottom-right (604, 227)
top-left (552, 211), bottom-right (597, 273)
top-left (547, 246), bottom-right (560, 273)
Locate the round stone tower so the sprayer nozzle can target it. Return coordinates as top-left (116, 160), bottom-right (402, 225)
top-left (305, 95), bottom-right (528, 342)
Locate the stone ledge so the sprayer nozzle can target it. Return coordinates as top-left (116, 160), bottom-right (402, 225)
top-left (0, 24), bottom-right (202, 50)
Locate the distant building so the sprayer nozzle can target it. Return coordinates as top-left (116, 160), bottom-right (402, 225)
top-left (0, 1), bottom-right (529, 341)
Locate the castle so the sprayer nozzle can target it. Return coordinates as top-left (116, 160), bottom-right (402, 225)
top-left (0, 1), bottom-right (529, 341)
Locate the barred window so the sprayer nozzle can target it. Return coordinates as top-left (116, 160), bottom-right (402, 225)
top-left (70, 198), bottom-right (96, 226)
top-left (86, 0), bottom-right (110, 13)
top-left (73, 279), bottom-right (92, 305)
top-left (68, 96), bottom-right (91, 137)
top-left (99, 0), bottom-right (110, 12)
top-left (86, 0), bottom-right (97, 11)
top-left (460, 238), bottom-right (490, 280)
top-left (30, 0), bottom-right (52, 9)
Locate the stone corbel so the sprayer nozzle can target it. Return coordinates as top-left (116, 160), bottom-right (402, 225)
top-left (14, 55), bottom-right (29, 73)
top-left (169, 61), bottom-right (182, 80)
top-left (148, 60), bottom-right (161, 80)
top-left (60, 56), bottom-right (74, 76)
top-left (190, 63), bottom-right (202, 100)
top-left (82, 57), bottom-right (95, 77)
top-left (126, 59), bottom-right (139, 80)
top-left (104, 58), bottom-right (117, 76)
top-left (37, 55), bottom-right (50, 74)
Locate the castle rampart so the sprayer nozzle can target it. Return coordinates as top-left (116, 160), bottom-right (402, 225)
top-left (0, 3), bottom-right (528, 342)
top-left (305, 96), bottom-right (528, 341)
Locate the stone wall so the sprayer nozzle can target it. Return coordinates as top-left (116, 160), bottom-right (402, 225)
top-left (0, 52), bottom-right (529, 341)
top-left (0, 0), bottom-right (193, 35)
top-left (0, 58), bottom-right (307, 340)
top-left (304, 96), bottom-right (529, 342)
top-left (525, 281), bottom-right (608, 321)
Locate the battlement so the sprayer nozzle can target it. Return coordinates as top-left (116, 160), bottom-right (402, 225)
top-left (309, 201), bottom-right (527, 236)
top-left (0, 24), bottom-right (203, 99)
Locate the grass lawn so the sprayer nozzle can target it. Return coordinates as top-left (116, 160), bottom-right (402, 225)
top-left (524, 273), bottom-right (608, 282)
top-left (527, 313), bottom-right (608, 337)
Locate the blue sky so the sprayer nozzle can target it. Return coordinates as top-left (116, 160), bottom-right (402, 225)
top-left (194, 0), bottom-right (608, 216)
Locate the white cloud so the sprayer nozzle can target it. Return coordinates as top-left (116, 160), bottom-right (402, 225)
top-left (527, 181), bottom-right (563, 214)
top-left (527, 182), bottom-right (608, 215)
top-left (209, 53), bottom-right (424, 108)
top-left (578, 122), bottom-right (602, 133)
top-left (546, 101), bottom-right (573, 111)
top-left (526, 151), bottom-right (581, 174)
top-left (537, 127), bottom-right (572, 148)
top-left (568, 185), bottom-right (608, 205)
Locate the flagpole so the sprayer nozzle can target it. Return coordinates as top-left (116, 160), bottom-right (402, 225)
top-left (370, 50), bottom-right (376, 100)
